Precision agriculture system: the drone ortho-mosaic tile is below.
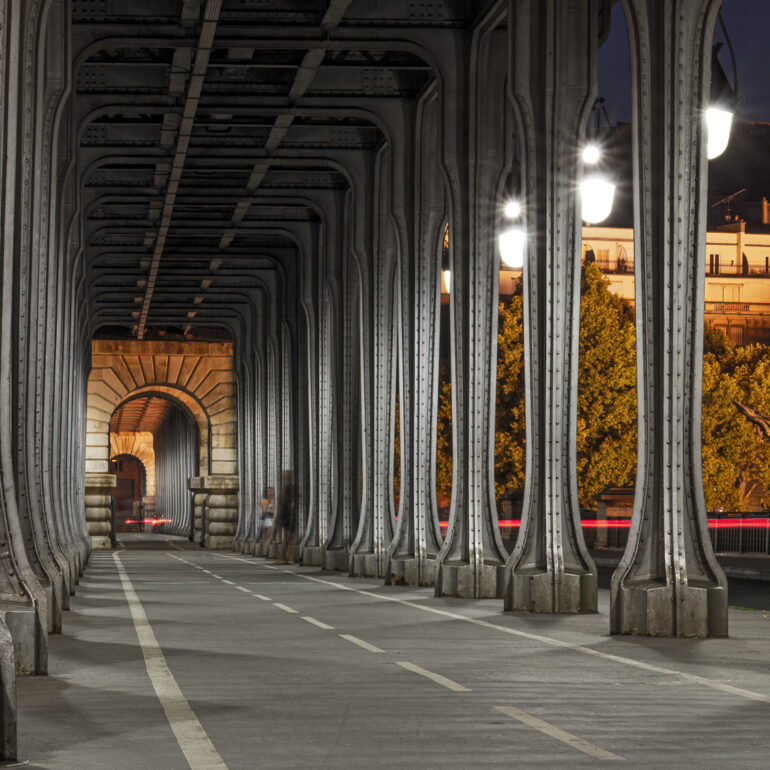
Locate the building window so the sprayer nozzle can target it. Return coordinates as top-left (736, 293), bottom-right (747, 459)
top-left (707, 284), bottom-right (741, 303)
top-left (728, 325), bottom-right (744, 346)
top-left (709, 253), bottom-right (720, 275)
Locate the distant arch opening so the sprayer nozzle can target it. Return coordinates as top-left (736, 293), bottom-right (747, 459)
top-left (109, 395), bottom-right (198, 538)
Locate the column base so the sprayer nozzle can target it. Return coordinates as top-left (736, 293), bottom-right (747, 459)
top-left (202, 535), bottom-right (234, 550)
top-left (0, 618), bottom-right (15, 760)
top-left (387, 556), bottom-right (436, 587)
top-left (89, 535), bottom-right (111, 550)
top-left (0, 604), bottom-right (38, 676)
top-left (505, 568), bottom-right (597, 613)
top-left (611, 579), bottom-right (727, 637)
top-left (301, 546), bottom-right (323, 567)
top-left (323, 547), bottom-right (349, 572)
top-left (350, 552), bottom-right (385, 578)
top-left (435, 562), bottom-right (504, 598)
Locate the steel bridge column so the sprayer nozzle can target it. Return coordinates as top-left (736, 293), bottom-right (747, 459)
top-left (322, 195), bottom-right (359, 570)
top-left (610, 0), bottom-right (728, 637)
top-left (386, 89), bottom-right (444, 587)
top-left (433, 14), bottom-right (510, 598)
top-left (318, 191), bottom-right (351, 571)
top-left (350, 147), bottom-right (396, 578)
top-left (503, 0), bottom-right (599, 613)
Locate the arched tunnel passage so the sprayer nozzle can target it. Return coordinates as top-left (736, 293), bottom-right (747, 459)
top-left (109, 396), bottom-right (198, 540)
top-left (85, 338), bottom-right (239, 550)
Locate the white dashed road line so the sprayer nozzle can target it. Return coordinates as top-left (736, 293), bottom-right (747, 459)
top-left (213, 554), bottom-right (770, 706)
top-left (273, 602), bottom-right (298, 614)
top-left (302, 616), bottom-right (335, 630)
top-left (339, 634), bottom-right (384, 653)
top-left (396, 661), bottom-right (470, 692)
top-left (494, 705), bottom-right (624, 762)
top-left (114, 553), bottom-right (227, 770)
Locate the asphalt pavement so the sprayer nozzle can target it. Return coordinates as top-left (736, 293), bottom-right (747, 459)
top-left (12, 535), bottom-right (770, 769)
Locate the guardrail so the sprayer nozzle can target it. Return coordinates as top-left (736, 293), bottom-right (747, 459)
top-left (488, 512), bottom-right (770, 555)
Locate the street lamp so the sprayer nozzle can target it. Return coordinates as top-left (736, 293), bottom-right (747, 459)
top-left (706, 25), bottom-right (738, 160)
top-left (580, 143), bottom-right (616, 224)
top-left (499, 200), bottom-right (526, 268)
top-left (441, 222), bottom-right (451, 292)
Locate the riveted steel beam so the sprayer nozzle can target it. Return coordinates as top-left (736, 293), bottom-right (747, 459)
top-left (433, 5), bottom-right (510, 599)
top-left (504, 0), bottom-right (599, 613)
top-left (610, 0), bottom-right (727, 638)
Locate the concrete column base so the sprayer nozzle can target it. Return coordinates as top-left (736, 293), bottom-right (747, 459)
top-left (189, 476), bottom-right (239, 549)
top-left (387, 557), bottom-right (436, 587)
top-left (301, 546), bottom-right (323, 567)
top-left (322, 547), bottom-right (349, 572)
top-left (435, 562), bottom-right (504, 599)
top-left (505, 569), bottom-right (597, 613)
top-left (611, 581), bottom-right (727, 638)
top-left (350, 552), bottom-right (386, 579)
top-left (84, 474), bottom-right (116, 550)
top-left (0, 605), bottom-right (37, 676)
top-left (0, 618), bottom-right (15, 761)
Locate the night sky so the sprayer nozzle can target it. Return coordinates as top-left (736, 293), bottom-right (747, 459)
top-left (598, 0), bottom-right (770, 125)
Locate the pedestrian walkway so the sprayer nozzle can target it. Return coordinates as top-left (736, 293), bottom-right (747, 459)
top-left (13, 536), bottom-right (770, 768)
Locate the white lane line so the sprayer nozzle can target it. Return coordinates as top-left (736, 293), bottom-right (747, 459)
top-left (164, 540), bottom-right (185, 551)
top-left (302, 616), bottom-right (335, 630)
top-left (254, 594), bottom-right (271, 601)
top-left (273, 603), bottom-right (298, 614)
top-left (235, 586), bottom-right (251, 593)
top-left (113, 553), bottom-right (227, 770)
top-left (494, 706), bottom-right (624, 762)
top-left (221, 580), bottom-right (235, 586)
top-left (396, 661), bottom-right (469, 692)
top-left (340, 634), bottom-right (384, 653)
top-left (213, 553), bottom-right (770, 706)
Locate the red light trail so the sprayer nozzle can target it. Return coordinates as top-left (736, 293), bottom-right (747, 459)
top-left (436, 518), bottom-right (770, 530)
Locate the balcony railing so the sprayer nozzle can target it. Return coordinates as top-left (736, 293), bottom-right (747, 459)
top-left (585, 256), bottom-right (770, 279)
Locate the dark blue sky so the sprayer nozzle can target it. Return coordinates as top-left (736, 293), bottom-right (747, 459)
top-left (599, 0), bottom-right (770, 125)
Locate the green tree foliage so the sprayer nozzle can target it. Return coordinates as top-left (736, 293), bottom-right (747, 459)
top-left (575, 263), bottom-right (638, 507)
top-left (436, 262), bottom-right (770, 512)
top-left (491, 263), bottom-right (637, 507)
top-left (435, 367), bottom-right (452, 507)
top-left (494, 294), bottom-right (526, 499)
top-left (701, 334), bottom-right (770, 510)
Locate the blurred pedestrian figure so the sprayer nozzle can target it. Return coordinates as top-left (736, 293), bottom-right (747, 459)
top-left (277, 473), bottom-right (296, 562)
top-left (259, 486), bottom-right (275, 544)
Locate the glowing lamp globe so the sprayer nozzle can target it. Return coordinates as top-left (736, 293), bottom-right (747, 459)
top-left (580, 175), bottom-right (616, 224)
top-left (498, 226), bottom-right (526, 269)
top-left (442, 269), bottom-right (451, 293)
top-left (503, 200), bottom-right (522, 219)
top-left (705, 107), bottom-right (733, 160)
top-left (582, 144), bottom-right (601, 165)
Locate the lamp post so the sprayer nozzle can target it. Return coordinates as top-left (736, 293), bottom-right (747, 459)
top-left (498, 200), bottom-right (526, 269)
top-left (705, 16), bottom-right (738, 160)
top-left (580, 142), bottom-right (616, 224)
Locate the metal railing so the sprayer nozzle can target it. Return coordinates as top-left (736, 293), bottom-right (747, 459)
top-left (577, 512), bottom-right (770, 555)
top-left (709, 513), bottom-right (770, 555)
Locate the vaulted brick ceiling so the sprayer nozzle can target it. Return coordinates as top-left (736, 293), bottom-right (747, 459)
top-left (110, 396), bottom-right (175, 434)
